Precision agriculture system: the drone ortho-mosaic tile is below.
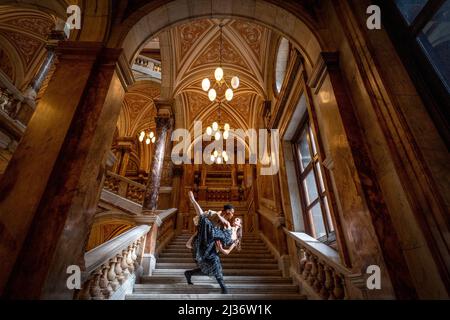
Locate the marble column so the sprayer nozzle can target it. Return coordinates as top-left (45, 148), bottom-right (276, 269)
top-left (23, 26), bottom-right (68, 107)
top-left (142, 102), bottom-right (173, 215)
top-left (0, 41), bottom-right (125, 299)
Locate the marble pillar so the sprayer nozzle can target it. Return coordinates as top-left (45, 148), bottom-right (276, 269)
top-left (142, 104), bottom-right (173, 215)
top-left (0, 42), bottom-right (125, 299)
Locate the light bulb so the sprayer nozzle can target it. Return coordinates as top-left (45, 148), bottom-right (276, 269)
top-left (215, 67), bottom-right (224, 81)
top-left (206, 126), bottom-right (212, 136)
top-left (151, 136), bottom-right (156, 143)
top-left (140, 131), bottom-right (145, 137)
top-left (149, 132), bottom-right (154, 139)
top-left (224, 123), bottom-right (230, 131)
top-left (225, 88), bottom-right (233, 101)
top-left (212, 122), bottom-right (219, 132)
top-left (223, 153), bottom-right (229, 162)
top-left (214, 150), bottom-right (219, 158)
top-left (223, 130), bottom-right (229, 140)
top-left (215, 131), bottom-right (221, 140)
top-left (222, 151), bottom-right (227, 158)
top-left (217, 157), bottom-right (223, 164)
top-left (146, 138), bottom-right (151, 145)
top-left (139, 135), bottom-right (144, 142)
top-left (208, 88), bottom-right (217, 101)
top-left (202, 78), bottom-right (210, 91)
top-left (231, 76), bottom-right (240, 89)
top-left (210, 154), bottom-right (215, 162)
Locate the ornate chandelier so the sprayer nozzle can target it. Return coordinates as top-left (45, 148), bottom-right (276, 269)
top-left (206, 105), bottom-right (230, 164)
top-left (138, 130), bottom-right (156, 145)
top-left (201, 24), bottom-right (239, 102)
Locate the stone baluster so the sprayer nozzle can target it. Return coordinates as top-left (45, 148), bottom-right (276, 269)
top-left (107, 258), bottom-right (120, 291)
top-left (333, 273), bottom-right (346, 300)
top-left (121, 249), bottom-right (131, 278)
top-left (115, 255), bottom-right (125, 284)
top-left (298, 247), bottom-right (307, 274)
top-left (99, 264), bottom-right (113, 299)
top-left (308, 255), bottom-right (318, 286)
top-left (315, 261), bottom-right (326, 296)
top-left (302, 251), bottom-right (312, 280)
top-left (126, 245), bottom-right (135, 273)
top-left (77, 277), bottom-right (93, 300)
top-left (88, 269), bottom-right (104, 300)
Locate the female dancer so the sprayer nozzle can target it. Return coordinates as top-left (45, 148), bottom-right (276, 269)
top-left (184, 191), bottom-right (242, 294)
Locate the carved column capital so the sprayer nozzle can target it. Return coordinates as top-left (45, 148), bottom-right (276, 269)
top-left (154, 99), bottom-right (174, 118)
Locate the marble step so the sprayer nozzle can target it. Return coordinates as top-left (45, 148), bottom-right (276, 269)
top-left (157, 257), bottom-right (277, 264)
top-left (126, 293), bottom-right (306, 300)
top-left (170, 239), bottom-right (266, 245)
top-left (163, 248), bottom-right (269, 254)
top-left (133, 283), bottom-right (299, 294)
top-left (140, 275), bottom-right (293, 285)
top-left (168, 242), bottom-right (268, 250)
top-left (152, 268), bottom-right (282, 276)
top-left (158, 253), bottom-right (274, 259)
top-left (156, 263), bottom-right (279, 269)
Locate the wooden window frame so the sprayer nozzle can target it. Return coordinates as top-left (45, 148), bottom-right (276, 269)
top-left (292, 116), bottom-right (336, 244)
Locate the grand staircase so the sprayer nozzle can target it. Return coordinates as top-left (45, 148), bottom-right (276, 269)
top-left (126, 233), bottom-right (306, 300)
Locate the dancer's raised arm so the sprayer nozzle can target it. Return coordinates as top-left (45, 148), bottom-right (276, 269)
top-left (188, 191), bottom-right (204, 216)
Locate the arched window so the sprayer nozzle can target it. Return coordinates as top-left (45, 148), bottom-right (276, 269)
top-left (275, 37), bottom-right (290, 93)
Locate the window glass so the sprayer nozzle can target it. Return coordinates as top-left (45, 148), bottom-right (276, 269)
top-left (310, 203), bottom-right (326, 238)
top-left (395, 0), bottom-right (428, 24)
top-left (417, 0), bottom-right (450, 92)
top-left (275, 38), bottom-right (289, 92)
top-left (303, 170), bottom-right (319, 205)
top-left (298, 129), bottom-right (311, 171)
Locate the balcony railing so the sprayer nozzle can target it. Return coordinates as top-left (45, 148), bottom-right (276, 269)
top-left (132, 55), bottom-right (162, 80)
top-left (286, 230), bottom-right (352, 299)
top-left (104, 171), bottom-right (146, 204)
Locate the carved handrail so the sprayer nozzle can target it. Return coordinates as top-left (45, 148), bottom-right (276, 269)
top-left (286, 229), bottom-right (351, 299)
top-left (103, 171), bottom-right (146, 204)
top-left (103, 172), bottom-right (172, 205)
top-left (77, 208), bottom-right (178, 300)
top-left (78, 225), bottom-right (150, 300)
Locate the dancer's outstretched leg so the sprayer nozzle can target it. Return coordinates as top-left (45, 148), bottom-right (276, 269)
top-left (188, 191), bottom-right (204, 216)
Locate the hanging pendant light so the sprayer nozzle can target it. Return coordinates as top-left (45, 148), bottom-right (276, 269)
top-left (208, 88), bottom-right (217, 102)
top-left (202, 78), bottom-right (211, 91)
top-left (200, 24), bottom-right (239, 102)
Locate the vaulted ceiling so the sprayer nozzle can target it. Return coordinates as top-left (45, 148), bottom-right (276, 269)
top-left (0, 6), bottom-right (57, 90)
top-left (163, 19), bottom-right (275, 131)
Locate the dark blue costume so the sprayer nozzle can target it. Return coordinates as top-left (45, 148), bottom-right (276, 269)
top-left (185, 215), bottom-right (234, 293)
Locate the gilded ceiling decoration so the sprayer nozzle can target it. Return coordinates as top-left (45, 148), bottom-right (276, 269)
top-left (178, 19), bottom-right (213, 59)
top-left (192, 36), bottom-right (247, 69)
top-left (229, 20), bottom-right (265, 61)
top-left (0, 31), bottom-right (44, 66)
top-left (0, 8), bottom-right (56, 88)
top-left (0, 47), bottom-right (14, 81)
